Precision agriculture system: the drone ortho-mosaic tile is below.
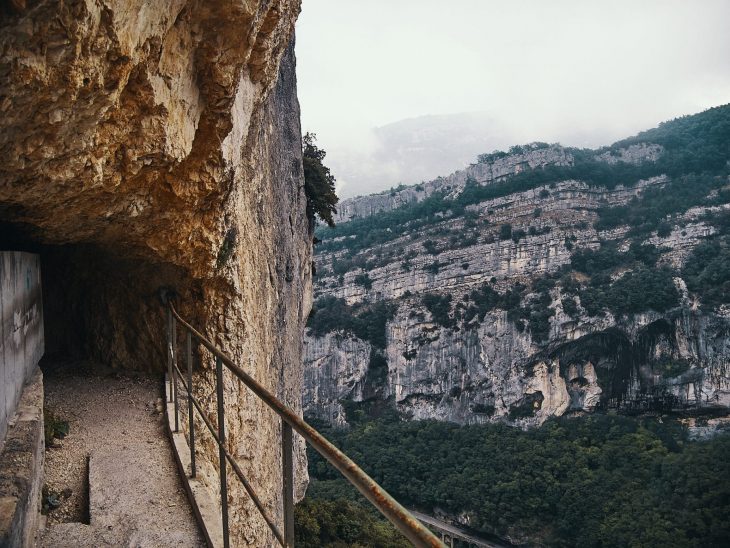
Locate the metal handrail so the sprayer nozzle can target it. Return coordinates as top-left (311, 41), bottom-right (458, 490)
top-left (165, 300), bottom-right (444, 548)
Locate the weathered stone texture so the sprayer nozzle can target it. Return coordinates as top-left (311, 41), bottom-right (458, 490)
top-left (1, 2), bottom-right (309, 545)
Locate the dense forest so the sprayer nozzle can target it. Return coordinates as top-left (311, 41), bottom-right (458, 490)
top-left (296, 415), bottom-right (730, 547)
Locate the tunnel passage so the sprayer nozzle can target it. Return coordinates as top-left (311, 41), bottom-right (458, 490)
top-left (0, 221), bottom-right (198, 373)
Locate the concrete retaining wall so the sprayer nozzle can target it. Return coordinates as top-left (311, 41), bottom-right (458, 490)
top-left (0, 367), bottom-right (44, 548)
top-left (1, 252), bottom-right (44, 445)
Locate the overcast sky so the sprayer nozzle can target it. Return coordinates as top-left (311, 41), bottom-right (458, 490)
top-left (295, 0), bottom-right (730, 198)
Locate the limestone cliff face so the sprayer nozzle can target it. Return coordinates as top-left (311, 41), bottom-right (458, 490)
top-left (305, 141), bottom-right (730, 428)
top-left (1, 2), bottom-right (309, 545)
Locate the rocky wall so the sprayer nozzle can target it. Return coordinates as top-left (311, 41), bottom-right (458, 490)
top-left (1, 2), bottom-right (310, 545)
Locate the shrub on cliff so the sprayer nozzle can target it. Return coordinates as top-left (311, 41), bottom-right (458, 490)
top-left (422, 292), bottom-right (454, 328)
top-left (499, 223), bottom-right (512, 240)
top-left (303, 133), bottom-right (338, 227)
top-left (577, 266), bottom-right (680, 317)
top-left (306, 296), bottom-right (396, 349)
top-left (353, 272), bottom-right (372, 290)
top-left (682, 235), bottom-right (730, 306)
top-left (294, 497), bottom-right (410, 547)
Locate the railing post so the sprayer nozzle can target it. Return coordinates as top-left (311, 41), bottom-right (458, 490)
top-left (216, 356), bottom-right (230, 548)
top-left (172, 314), bottom-right (179, 432)
top-left (187, 330), bottom-right (196, 478)
top-left (282, 421), bottom-right (295, 547)
top-left (167, 307), bottom-right (173, 403)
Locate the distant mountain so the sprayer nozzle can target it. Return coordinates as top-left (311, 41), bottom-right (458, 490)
top-left (328, 112), bottom-right (517, 198)
top-left (306, 104), bottom-right (730, 428)
top-left (328, 111), bottom-right (632, 198)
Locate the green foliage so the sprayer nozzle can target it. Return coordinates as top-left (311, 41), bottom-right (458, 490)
top-left (303, 133), bottom-right (339, 227)
top-left (499, 223), bottom-right (512, 240)
top-left (302, 415), bottom-right (730, 547)
top-left (307, 296), bottom-right (396, 349)
top-left (316, 105), bottom-right (730, 255)
top-left (511, 228), bottom-right (527, 243)
top-left (614, 103), bottom-right (730, 171)
top-left (44, 408), bottom-right (69, 447)
top-left (215, 227), bottom-right (238, 269)
top-left (523, 290), bottom-right (555, 341)
top-left (422, 239), bottom-right (439, 255)
top-left (595, 173), bottom-right (727, 234)
top-left (571, 241), bottom-right (661, 275)
top-left (367, 349), bottom-right (388, 385)
top-left (682, 235), bottom-right (730, 307)
top-left (477, 150), bottom-right (509, 164)
top-left (508, 392), bottom-right (543, 419)
top-left (657, 221), bottom-right (673, 237)
top-left (477, 143), bottom-right (551, 164)
top-left (561, 296), bottom-right (578, 317)
top-left (353, 273), bottom-right (372, 290)
top-left (315, 190), bottom-right (452, 255)
top-left (463, 283), bottom-right (523, 324)
top-left (422, 292), bottom-right (454, 328)
top-left (579, 266), bottom-right (680, 316)
top-left (295, 498), bottom-right (410, 547)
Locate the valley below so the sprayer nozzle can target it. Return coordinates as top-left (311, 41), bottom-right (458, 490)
top-left (297, 105), bottom-right (730, 546)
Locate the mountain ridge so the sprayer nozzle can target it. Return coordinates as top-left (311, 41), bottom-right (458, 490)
top-left (306, 104), bottom-right (730, 427)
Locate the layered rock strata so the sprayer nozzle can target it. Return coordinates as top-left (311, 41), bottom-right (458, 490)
top-left (306, 143), bottom-right (730, 427)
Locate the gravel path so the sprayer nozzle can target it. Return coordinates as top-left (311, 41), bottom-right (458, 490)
top-left (41, 361), bottom-right (204, 546)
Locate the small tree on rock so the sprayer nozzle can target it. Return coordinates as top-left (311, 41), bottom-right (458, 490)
top-left (303, 132), bottom-right (338, 227)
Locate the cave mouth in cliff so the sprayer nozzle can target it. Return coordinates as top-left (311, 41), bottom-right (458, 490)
top-left (548, 328), bottom-right (637, 404)
top-left (0, 220), bottom-right (185, 373)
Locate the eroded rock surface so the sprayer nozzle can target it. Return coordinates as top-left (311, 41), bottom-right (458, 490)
top-left (1, 2), bottom-right (309, 545)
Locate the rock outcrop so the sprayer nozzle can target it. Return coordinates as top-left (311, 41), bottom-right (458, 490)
top-left (306, 134), bottom-right (730, 428)
top-left (1, 2), bottom-right (309, 545)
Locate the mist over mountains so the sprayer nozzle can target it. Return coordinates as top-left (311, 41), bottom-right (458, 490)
top-left (328, 111), bottom-right (639, 198)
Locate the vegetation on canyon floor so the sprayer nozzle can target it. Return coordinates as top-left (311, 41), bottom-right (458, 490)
top-left (295, 414), bottom-right (730, 547)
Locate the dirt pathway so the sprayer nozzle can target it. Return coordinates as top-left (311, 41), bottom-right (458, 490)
top-left (39, 361), bottom-right (204, 547)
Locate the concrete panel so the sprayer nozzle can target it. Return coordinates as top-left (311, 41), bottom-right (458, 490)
top-left (0, 258), bottom-right (5, 432)
top-left (0, 252), bottom-right (44, 445)
top-left (0, 368), bottom-right (44, 548)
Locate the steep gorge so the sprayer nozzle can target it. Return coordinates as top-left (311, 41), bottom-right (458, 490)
top-left (306, 107), bottom-right (730, 428)
top-left (1, 1), bottom-right (309, 544)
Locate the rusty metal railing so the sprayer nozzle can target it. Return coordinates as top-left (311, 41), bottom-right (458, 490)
top-left (164, 300), bottom-right (444, 548)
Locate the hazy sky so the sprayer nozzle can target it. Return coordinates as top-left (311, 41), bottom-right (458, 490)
top-left (295, 0), bottom-right (730, 197)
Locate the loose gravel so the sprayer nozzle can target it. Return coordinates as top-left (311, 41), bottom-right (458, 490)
top-left (41, 360), bottom-right (203, 545)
